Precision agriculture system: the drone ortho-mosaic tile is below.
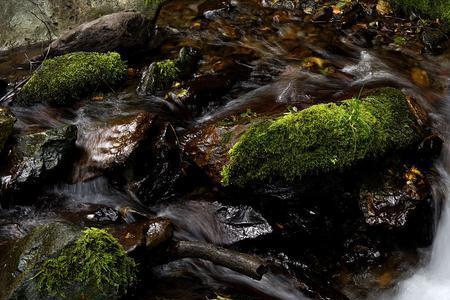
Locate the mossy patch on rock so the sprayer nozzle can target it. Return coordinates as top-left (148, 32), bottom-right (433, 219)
top-left (17, 52), bottom-right (127, 106)
top-left (36, 227), bottom-right (136, 299)
top-left (222, 88), bottom-right (420, 187)
top-left (391, 0), bottom-right (450, 20)
top-left (137, 47), bottom-right (200, 95)
top-left (0, 107), bottom-right (15, 152)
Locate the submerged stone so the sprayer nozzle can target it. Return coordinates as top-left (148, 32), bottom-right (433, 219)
top-left (1, 125), bottom-right (77, 204)
top-left (16, 52), bottom-right (127, 106)
top-left (0, 107), bottom-right (15, 153)
top-left (222, 88), bottom-right (421, 187)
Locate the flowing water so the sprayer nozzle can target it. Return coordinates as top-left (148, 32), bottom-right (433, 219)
top-left (2, 0), bottom-right (450, 299)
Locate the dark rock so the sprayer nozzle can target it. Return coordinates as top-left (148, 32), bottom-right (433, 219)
top-left (198, 0), bottom-right (233, 19)
top-left (0, 107), bottom-right (16, 153)
top-left (422, 28), bottom-right (449, 54)
top-left (1, 125), bottom-right (77, 205)
top-left (359, 165), bottom-right (431, 228)
top-left (86, 207), bottom-right (121, 223)
top-left (215, 204), bottom-right (272, 245)
top-left (166, 58), bottom-right (251, 110)
top-left (312, 7), bottom-right (333, 22)
top-left (127, 122), bottom-right (192, 204)
top-left (341, 232), bottom-right (386, 266)
top-left (76, 112), bottom-right (156, 181)
top-left (108, 220), bottom-right (150, 254)
top-left (137, 47), bottom-right (200, 95)
top-left (0, 223), bottom-right (81, 300)
top-left (262, 0), bottom-right (300, 10)
top-left (146, 218), bottom-right (173, 250)
top-left (47, 11), bottom-right (152, 58)
top-left (0, 79), bottom-right (7, 97)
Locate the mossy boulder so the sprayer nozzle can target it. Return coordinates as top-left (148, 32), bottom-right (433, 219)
top-left (0, 223), bottom-right (81, 300)
top-left (0, 107), bottom-right (16, 152)
top-left (137, 47), bottom-right (200, 95)
top-left (222, 88), bottom-right (421, 187)
top-left (16, 52), bottom-right (127, 106)
top-left (391, 0), bottom-right (450, 20)
top-left (0, 224), bottom-right (136, 300)
top-left (37, 227), bottom-right (136, 300)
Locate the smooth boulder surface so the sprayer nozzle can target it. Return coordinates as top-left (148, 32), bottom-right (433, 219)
top-left (1, 125), bottom-right (77, 204)
top-left (76, 112), bottom-right (156, 181)
top-left (48, 11), bottom-right (153, 58)
top-left (0, 0), bottom-right (163, 51)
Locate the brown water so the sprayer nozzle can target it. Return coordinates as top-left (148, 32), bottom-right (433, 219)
top-left (1, 0), bottom-right (450, 299)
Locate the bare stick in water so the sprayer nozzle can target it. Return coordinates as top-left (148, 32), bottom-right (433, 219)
top-left (171, 241), bottom-right (268, 280)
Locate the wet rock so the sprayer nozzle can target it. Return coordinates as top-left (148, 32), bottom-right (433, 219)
top-left (0, 107), bottom-right (15, 153)
top-left (262, 0), bottom-right (300, 10)
top-left (0, 79), bottom-right (7, 97)
top-left (198, 0), bottom-right (233, 19)
top-left (127, 122), bottom-right (193, 204)
top-left (146, 218), bottom-right (174, 250)
top-left (108, 220), bottom-right (151, 253)
top-left (421, 28), bottom-right (449, 54)
top-left (312, 7), bottom-right (333, 22)
top-left (86, 207), bottom-right (121, 223)
top-left (359, 166), bottom-right (431, 228)
top-left (166, 58), bottom-right (252, 109)
top-left (0, 222), bottom-right (81, 300)
top-left (137, 47), bottom-right (200, 95)
top-left (76, 112), bottom-right (156, 181)
top-left (48, 11), bottom-right (153, 58)
top-left (215, 204), bottom-right (272, 245)
top-left (341, 232), bottom-right (386, 266)
top-left (182, 121), bottom-right (250, 184)
top-left (1, 125), bottom-right (77, 205)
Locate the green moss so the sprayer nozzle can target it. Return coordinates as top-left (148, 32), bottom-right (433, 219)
top-left (222, 88), bottom-right (420, 187)
top-left (17, 52), bottom-right (127, 106)
top-left (37, 228), bottom-right (136, 299)
top-left (391, 0), bottom-right (450, 20)
top-left (0, 108), bottom-right (15, 152)
top-left (151, 59), bottom-right (181, 91)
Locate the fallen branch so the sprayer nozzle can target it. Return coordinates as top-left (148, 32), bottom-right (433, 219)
top-left (171, 241), bottom-right (268, 280)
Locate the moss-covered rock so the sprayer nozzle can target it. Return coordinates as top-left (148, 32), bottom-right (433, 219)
top-left (37, 228), bottom-right (136, 299)
top-left (16, 52), bottom-right (127, 106)
top-left (0, 224), bottom-right (136, 300)
top-left (0, 107), bottom-right (15, 152)
top-left (137, 47), bottom-right (200, 95)
top-left (0, 223), bottom-right (81, 300)
top-left (391, 0), bottom-right (450, 20)
top-left (222, 88), bottom-right (421, 187)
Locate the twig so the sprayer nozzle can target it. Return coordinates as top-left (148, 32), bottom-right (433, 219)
top-left (171, 241), bottom-right (268, 280)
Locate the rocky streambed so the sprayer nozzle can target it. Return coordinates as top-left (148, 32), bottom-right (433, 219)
top-left (0, 0), bottom-right (449, 299)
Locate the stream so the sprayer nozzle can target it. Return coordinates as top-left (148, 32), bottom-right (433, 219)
top-left (1, 0), bottom-right (450, 299)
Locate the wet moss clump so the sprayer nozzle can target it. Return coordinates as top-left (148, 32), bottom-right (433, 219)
top-left (37, 227), bottom-right (136, 299)
top-left (222, 88), bottom-right (420, 187)
top-left (17, 52), bottom-right (127, 106)
top-left (391, 0), bottom-right (450, 20)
